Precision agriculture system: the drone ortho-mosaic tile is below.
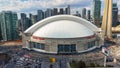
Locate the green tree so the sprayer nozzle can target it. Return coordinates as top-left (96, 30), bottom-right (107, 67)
top-left (89, 62), bottom-right (95, 67)
top-left (77, 60), bottom-right (86, 68)
top-left (70, 60), bottom-right (77, 68)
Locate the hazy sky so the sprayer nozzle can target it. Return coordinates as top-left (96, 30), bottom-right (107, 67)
top-left (0, 0), bottom-right (120, 15)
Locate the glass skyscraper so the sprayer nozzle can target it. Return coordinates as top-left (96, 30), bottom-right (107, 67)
top-left (65, 5), bottom-right (71, 15)
top-left (31, 15), bottom-right (38, 24)
top-left (112, 3), bottom-right (118, 27)
top-left (92, 0), bottom-right (101, 27)
top-left (82, 8), bottom-right (86, 19)
top-left (59, 8), bottom-right (64, 14)
top-left (44, 9), bottom-right (53, 18)
top-left (0, 25), bottom-right (2, 40)
top-left (37, 10), bottom-right (44, 21)
top-left (53, 8), bottom-right (58, 16)
top-left (87, 10), bottom-right (91, 21)
top-left (18, 13), bottom-right (32, 32)
top-left (0, 11), bottom-right (19, 41)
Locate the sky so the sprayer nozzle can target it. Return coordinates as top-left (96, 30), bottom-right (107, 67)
top-left (0, 0), bottom-right (120, 16)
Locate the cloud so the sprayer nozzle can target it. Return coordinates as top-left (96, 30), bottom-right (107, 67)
top-left (0, 0), bottom-right (120, 14)
top-left (0, 0), bottom-right (92, 12)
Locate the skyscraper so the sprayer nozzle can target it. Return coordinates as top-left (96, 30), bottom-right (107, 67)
top-left (45, 9), bottom-right (53, 18)
top-left (59, 8), bottom-right (64, 14)
top-left (12, 12), bottom-right (19, 40)
top-left (31, 15), bottom-right (38, 24)
top-left (37, 10), bottom-right (44, 21)
top-left (65, 5), bottom-right (71, 15)
top-left (92, 0), bottom-right (101, 27)
top-left (87, 10), bottom-right (91, 21)
top-left (0, 24), bottom-right (2, 40)
top-left (112, 3), bottom-right (118, 27)
top-left (0, 11), bottom-right (19, 41)
top-left (82, 8), bottom-right (86, 19)
top-left (53, 8), bottom-right (58, 15)
top-left (29, 13), bottom-right (32, 20)
top-left (18, 13), bottom-right (32, 32)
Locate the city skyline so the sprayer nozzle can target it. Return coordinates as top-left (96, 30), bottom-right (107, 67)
top-left (0, 0), bottom-right (120, 68)
top-left (0, 0), bottom-right (120, 15)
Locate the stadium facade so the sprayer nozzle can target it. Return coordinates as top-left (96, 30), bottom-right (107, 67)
top-left (23, 15), bottom-right (102, 54)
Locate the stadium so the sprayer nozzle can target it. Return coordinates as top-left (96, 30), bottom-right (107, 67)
top-left (23, 15), bottom-right (102, 54)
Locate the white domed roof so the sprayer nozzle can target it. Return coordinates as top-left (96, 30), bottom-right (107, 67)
top-left (33, 20), bottom-right (94, 38)
top-left (25, 15), bottom-right (99, 38)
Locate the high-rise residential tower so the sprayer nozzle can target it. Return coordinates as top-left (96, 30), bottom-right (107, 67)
top-left (112, 3), bottom-right (118, 27)
top-left (65, 5), bottom-right (71, 15)
top-left (0, 11), bottom-right (19, 41)
top-left (82, 8), bottom-right (86, 19)
top-left (87, 10), bottom-right (91, 21)
top-left (44, 9), bottom-right (53, 18)
top-left (0, 25), bottom-right (2, 40)
top-left (18, 13), bottom-right (32, 32)
top-left (37, 10), bottom-right (44, 21)
top-left (92, 0), bottom-right (101, 27)
top-left (31, 15), bottom-right (38, 24)
top-left (53, 8), bottom-right (58, 15)
top-left (59, 8), bottom-right (64, 14)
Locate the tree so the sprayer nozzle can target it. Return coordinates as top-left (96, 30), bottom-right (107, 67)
top-left (77, 60), bottom-right (86, 68)
top-left (89, 62), bottom-right (95, 67)
top-left (70, 60), bottom-right (77, 68)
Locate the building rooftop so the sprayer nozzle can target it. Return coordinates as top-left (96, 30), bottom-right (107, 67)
top-left (25, 15), bottom-right (99, 38)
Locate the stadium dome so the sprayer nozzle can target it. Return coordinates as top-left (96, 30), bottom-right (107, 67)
top-left (23, 15), bottom-right (102, 54)
top-left (32, 20), bottom-right (94, 38)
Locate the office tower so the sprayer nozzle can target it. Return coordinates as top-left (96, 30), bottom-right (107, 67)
top-left (0, 11), bottom-right (19, 41)
top-left (0, 25), bottom-right (2, 40)
top-left (18, 13), bottom-right (32, 32)
top-left (101, 0), bottom-right (112, 39)
top-left (31, 15), bottom-right (38, 24)
top-left (92, 0), bottom-right (101, 27)
top-left (37, 10), bottom-right (44, 21)
top-left (87, 10), bottom-right (91, 21)
top-left (65, 5), bottom-right (71, 15)
top-left (82, 8), bottom-right (86, 19)
top-left (53, 8), bottom-right (58, 15)
top-left (112, 3), bottom-right (118, 27)
top-left (21, 13), bottom-right (26, 19)
top-left (29, 13), bottom-right (32, 20)
top-left (44, 9), bottom-right (53, 18)
top-left (59, 8), bottom-right (64, 14)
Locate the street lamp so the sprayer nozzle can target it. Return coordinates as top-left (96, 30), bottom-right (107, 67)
top-left (101, 47), bottom-right (110, 67)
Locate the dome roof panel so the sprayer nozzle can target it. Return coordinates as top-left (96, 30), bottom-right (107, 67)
top-left (33, 20), bottom-right (94, 38)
